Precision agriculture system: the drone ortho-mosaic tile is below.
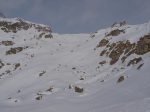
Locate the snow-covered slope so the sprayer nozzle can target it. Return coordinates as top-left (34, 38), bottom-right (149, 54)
top-left (0, 18), bottom-right (150, 112)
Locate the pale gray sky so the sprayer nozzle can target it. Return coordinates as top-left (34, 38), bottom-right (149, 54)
top-left (0, 0), bottom-right (150, 33)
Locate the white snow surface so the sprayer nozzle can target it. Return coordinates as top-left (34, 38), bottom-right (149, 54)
top-left (0, 19), bottom-right (150, 112)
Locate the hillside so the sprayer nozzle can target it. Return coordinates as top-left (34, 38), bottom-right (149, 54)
top-left (0, 18), bottom-right (150, 112)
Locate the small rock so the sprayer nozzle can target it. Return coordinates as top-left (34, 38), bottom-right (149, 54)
top-left (74, 86), bottom-right (84, 93)
top-left (117, 75), bottom-right (125, 83)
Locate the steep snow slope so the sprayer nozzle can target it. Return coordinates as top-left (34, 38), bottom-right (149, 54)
top-left (0, 19), bottom-right (150, 112)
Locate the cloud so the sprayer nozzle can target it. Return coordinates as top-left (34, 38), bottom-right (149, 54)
top-left (0, 0), bottom-right (150, 33)
top-left (0, 0), bottom-right (26, 12)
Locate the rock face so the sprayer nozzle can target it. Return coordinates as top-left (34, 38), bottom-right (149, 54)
top-left (0, 18), bottom-right (53, 39)
top-left (0, 40), bottom-right (14, 46)
top-left (0, 18), bottom-right (51, 34)
top-left (127, 57), bottom-right (142, 66)
top-left (97, 39), bottom-right (109, 47)
top-left (135, 34), bottom-right (150, 55)
top-left (6, 47), bottom-right (24, 55)
top-left (97, 24), bottom-right (150, 67)
top-left (106, 29), bottom-right (125, 36)
top-left (0, 20), bottom-right (30, 33)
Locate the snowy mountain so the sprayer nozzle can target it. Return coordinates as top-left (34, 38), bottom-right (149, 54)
top-left (0, 18), bottom-right (150, 112)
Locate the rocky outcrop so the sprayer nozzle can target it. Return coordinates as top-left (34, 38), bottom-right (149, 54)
top-left (111, 21), bottom-right (127, 27)
top-left (0, 40), bottom-right (14, 46)
top-left (117, 75), bottom-right (125, 83)
top-left (74, 86), bottom-right (84, 93)
top-left (0, 18), bottom-right (53, 38)
top-left (109, 41), bottom-right (127, 65)
top-left (127, 57), bottom-right (142, 66)
top-left (0, 20), bottom-right (32, 33)
top-left (135, 34), bottom-right (150, 55)
top-left (44, 34), bottom-right (53, 39)
top-left (97, 32), bottom-right (150, 66)
top-left (106, 29), bottom-right (125, 36)
top-left (99, 60), bottom-right (106, 66)
top-left (6, 47), bottom-right (23, 55)
top-left (97, 39), bottom-right (109, 47)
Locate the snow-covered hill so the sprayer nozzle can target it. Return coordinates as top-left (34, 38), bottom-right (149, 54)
top-left (0, 18), bottom-right (150, 112)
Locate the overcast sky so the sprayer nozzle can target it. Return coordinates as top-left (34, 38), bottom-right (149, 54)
top-left (0, 0), bottom-right (150, 33)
